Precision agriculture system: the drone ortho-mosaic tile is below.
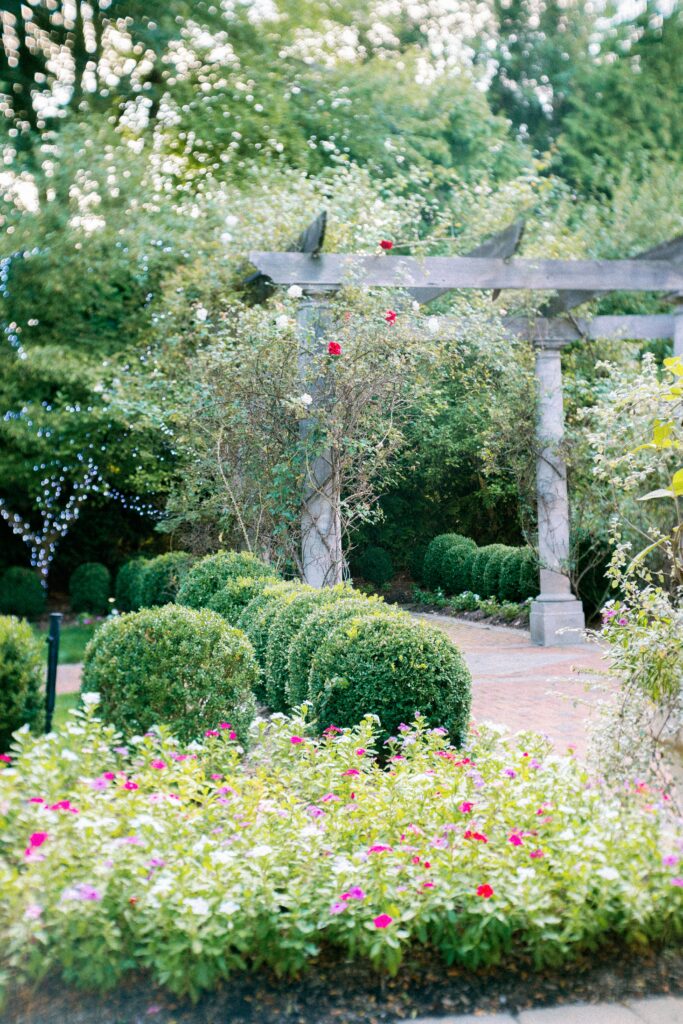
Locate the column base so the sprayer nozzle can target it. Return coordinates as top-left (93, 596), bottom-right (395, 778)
top-left (529, 595), bottom-right (586, 647)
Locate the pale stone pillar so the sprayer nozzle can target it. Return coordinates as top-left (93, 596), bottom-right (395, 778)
top-left (673, 294), bottom-right (683, 358)
top-left (296, 288), bottom-right (343, 587)
top-left (529, 337), bottom-right (586, 645)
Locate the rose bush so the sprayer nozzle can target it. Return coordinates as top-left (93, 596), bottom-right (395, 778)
top-left (1, 704), bottom-right (681, 1002)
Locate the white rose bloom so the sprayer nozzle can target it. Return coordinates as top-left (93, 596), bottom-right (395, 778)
top-left (427, 316), bottom-right (440, 334)
top-left (287, 285), bottom-right (303, 298)
top-left (196, 306), bottom-right (208, 322)
top-left (300, 393), bottom-right (313, 406)
top-left (276, 314), bottom-right (290, 330)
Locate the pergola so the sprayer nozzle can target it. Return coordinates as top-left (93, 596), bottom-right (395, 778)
top-left (249, 219), bottom-right (683, 646)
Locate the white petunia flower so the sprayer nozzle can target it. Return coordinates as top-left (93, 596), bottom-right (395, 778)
top-left (81, 692), bottom-right (100, 706)
top-left (411, 300), bottom-right (420, 312)
top-left (596, 866), bottom-right (620, 881)
top-left (185, 897), bottom-right (211, 915)
top-left (427, 316), bottom-right (440, 334)
top-left (275, 314), bottom-right (290, 330)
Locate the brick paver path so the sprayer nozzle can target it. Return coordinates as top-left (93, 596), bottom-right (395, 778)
top-left (407, 995), bottom-right (683, 1023)
top-left (414, 614), bottom-right (614, 756)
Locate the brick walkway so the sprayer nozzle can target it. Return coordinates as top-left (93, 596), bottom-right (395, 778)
top-left (415, 614), bottom-right (614, 756)
top-left (407, 995), bottom-right (683, 1023)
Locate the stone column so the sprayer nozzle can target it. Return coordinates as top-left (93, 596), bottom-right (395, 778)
top-left (673, 294), bottom-right (683, 358)
top-left (529, 337), bottom-right (586, 645)
top-left (296, 287), bottom-right (343, 587)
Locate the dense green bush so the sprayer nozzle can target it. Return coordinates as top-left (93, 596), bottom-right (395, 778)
top-left (69, 562), bottom-right (111, 615)
top-left (0, 615), bottom-right (45, 751)
top-left (308, 614), bottom-right (472, 744)
top-left (499, 549), bottom-right (526, 602)
top-left (236, 582), bottom-right (303, 694)
top-left (441, 539), bottom-right (478, 595)
top-left (422, 534), bottom-right (474, 591)
top-left (81, 605), bottom-right (258, 744)
top-left (519, 549), bottom-right (539, 600)
top-left (353, 546), bottom-right (394, 587)
top-left (471, 544), bottom-right (508, 598)
top-left (286, 596), bottom-right (396, 708)
top-left (176, 552), bottom-right (277, 609)
top-left (482, 545), bottom-right (515, 601)
top-left (139, 552), bottom-right (195, 608)
top-left (207, 575), bottom-right (281, 626)
top-left (0, 567), bottom-right (46, 619)
top-left (263, 586), bottom-right (350, 711)
top-left (114, 559), bottom-right (147, 612)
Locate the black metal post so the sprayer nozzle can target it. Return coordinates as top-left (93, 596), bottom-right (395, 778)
top-left (45, 612), bottom-right (61, 733)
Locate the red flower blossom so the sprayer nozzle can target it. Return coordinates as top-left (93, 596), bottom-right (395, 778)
top-left (464, 830), bottom-right (488, 843)
top-left (476, 884), bottom-right (494, 899)
top-left (385, 310), bottom-right (397, 325)
top-left (459, 802), bottom-right (474, 813)
top-left (379, 240), bottom-right (393, 250)
top-left (0, 754), bottom-right (11, 764)
top-left (327, 341), bottom-right (342, 356)
top-left (343, 768), bottom-right (360, 777)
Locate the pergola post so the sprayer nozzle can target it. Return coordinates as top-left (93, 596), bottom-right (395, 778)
top-left (296, 287), bottom-right (343, 587)
top-left (673, 294), bottom-right (683, 358)
top-left (529, 337), bottom-right (586, 646)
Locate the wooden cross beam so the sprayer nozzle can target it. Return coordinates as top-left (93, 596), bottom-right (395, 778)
top-left (249, 252), bottom-right (683, 293)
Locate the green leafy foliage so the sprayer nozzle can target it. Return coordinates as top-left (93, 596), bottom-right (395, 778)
top-left (471, 545), bottom-right (509, 598)
top-left (207, 575), bottom-right (281, 626)
top-left (499, 549), bottom-right (534, 603)
top-left (0, 568), bottom-right (46, 619)
top-left (139, 552), bottom-right (195, 608)
top-left (353, 546), bottom-right (394, 588)
top-left (69, 563), bottom-right (111, 615)
top-left (236, 582), bottom-right (304, 697)
top-left (81, 605), bottom-right (258, 744)
top-left (176, 553), bottom-right (277, 610)
top-left (441, 539), bottom-right (478, 595)
top-left (423, 534), bottom-right (474, 590)
top-left (519, 549), bottom-right (540, 600)
top-left (0, 615), bottom-right (44, 751)
top-left (482, 546), bottom-right (516, 602)
top-left (308, 614), bottom-right (472, 745)
top-left (114, 559), bottom-right (148, 613)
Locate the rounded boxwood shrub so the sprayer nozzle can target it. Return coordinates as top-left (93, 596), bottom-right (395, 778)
top-left (470, 544), bottom-right (508, 598)
top-left (177, 552), bottom-right (277, 609)
top-left (263, 585), bottom-right (351, 712)
top-left (286, 595), bottom-right (395, 708)
top-left (139, 552), bottom-right (195, 608)
top-left (69, 562), bottom-right (111, 615)
top-left (114, 559), bottom-right (148, 612)
top-left (236, 582), bottom-right (303, 689)
top-left (208, 575), bottom-right (281, 626)
top-left (499, 549), bottom-right (525, 602)
top-left (519, 549), bottom-right (539, 600)
top-left (0, 567), bottom-right (46, 619)
top-left (423, 533), bottom-right (472, 590)
top-left (440, 538), bottom-right (478, 595)
top-left (353, 545), bottom-right (394, 588)
top-left (482, 545), bottom-right (515, 601)
top-left (0, 615), bottom-right (45, 751)
top-left (308, 615), bottom-right (472, 745)
top-left (81, 605), bottom-right (258, 744)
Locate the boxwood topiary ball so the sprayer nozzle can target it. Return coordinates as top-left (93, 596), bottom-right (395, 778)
top-left (176, 552), bottom-right (278, 609)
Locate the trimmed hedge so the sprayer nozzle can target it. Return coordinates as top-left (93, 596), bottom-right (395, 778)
top-left (0, 615), bottom-right (45, 751)
top-left (176, 552), bottom-right (277, 609)
top-left (441, 539), bottom-right (477, 595)
top-left (81, 605), bottom-right (258, 744)
top-left (308, 614), bottom-right (472, 745)
top-left (519, 549), bottom-right (539, 600)
top-left (0, 567), bottom-right (46, 619)
top-left (499, 548), bottom-right (539, 602)
top-left (207, 575), bottom-right (281, 626)
top-left (114, 559), bottom-right (147, 612)
top-left (263, 585), bottom-right (351, 711)
top-left (353, 545), bottom-right (394, 587)
top-left (422, 534), bottom-right (474, 591)
top-left (139, 552), bottom-right (195, 608)
top-left (236, 581), bottom-right (302, 698)
top-left (470, 545), bottom-right (506, 598)
top-left (482, 545), bottom-right (515, 601)
top-left (286, 596), bottom-right (394, 708)
top-left (69, 562), bottom-right (111, 615)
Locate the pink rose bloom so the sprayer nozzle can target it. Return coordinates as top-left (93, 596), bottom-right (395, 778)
top-left (373, 914), bottom-right (393, 928)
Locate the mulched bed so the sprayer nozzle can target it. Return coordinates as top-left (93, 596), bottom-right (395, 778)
top-left (6, 945), bottom-right (683, 1024)
top-left (400, 601), bottom-right (530, 630)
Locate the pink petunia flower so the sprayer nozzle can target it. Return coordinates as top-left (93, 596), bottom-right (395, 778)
top-left (530, 849), bottom-right (545, 859)
top-left (290, 736), bottom-right (304, 745)
top-left (329, 901), bottom-right (346, 914)
top-left (368, 845), bottom-right (393, 854)
top-left (343, 769), bottom-right (360, 777)
top-left (459, 802), bottom-right (474, 813)
top-left (663, 854), bottom-right (679, 867)
top-left (373, 913), bottom-right (393, 928)
top-left (0, 754), bottom-right (12, 764)
top-left (150, 761), bottom-right (166, 770)
top-left (508, 833), bottom-right (524, 847)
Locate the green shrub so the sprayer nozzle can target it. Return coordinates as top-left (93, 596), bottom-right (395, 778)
top-left (482, 545), bottom-right (515, 601)
top-left (114, 559), bottom-right (148, 612)
top-left (441, 539), bottom-right (478, 595)
top-left (236, 582), bottom-right (303, 697)
top-left (471, 544), bottom-right (508, 598)
top-left (69, 563), bottom-right (111, 615)
top-left (408, 541), bottom-right (429, 583)
top-left (0, 567), bottom-right (46, 619)
top-left (263, 585), bottom-right (350, 711)
top-left (422, 534), bottom-right (474, 590)
top-left (353, 546), bottom-right (394, 587)
top-left (139, 552), bottom-right (195, 608)
top-left (519, 549), bottom-right (539, 600)
top-left (286, 595), bottom-right (395, 708)
top-left (499, 550), bottom-right (524, 602)
top-left (0, 615), bottom-right (45, 751)
top-left (207, 575), bottom-right (281, 626)
top-left (81, 605), bottom-right (258, 744)
top-left (176, 552), bottom-right (277, 609)
top-left (309, 615), bottom-right (471, 744)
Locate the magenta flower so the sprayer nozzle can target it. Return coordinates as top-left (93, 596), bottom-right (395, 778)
top-left (343, 769), bottom-right (360, 777)
top-left (211, 773), bottom-right (223, 781)
top-left (373, 913), bottom-right (393, 928)
top-left (504, 769), bottom-right (517, 779)
top-left (321, 793), bottom-right (340, 803)
top-left (422, 881), bottom-right (434, 890)
top-left (307, 805), bottom-right (325, 819)
top-left (663, 854), bottom-right (679, 867)
top-left (342, 886), bottom-right (366, 901)
top-left (103, 772), bottom-right (116, 780)
top-left (28, 797), bottom-right (44, 804)
top-left (205, 730), bottom-right (219, 738)
top-left (329, 901), bottom-right (346, 914)
top-left (459, 802), bottom-right (473, 813)
top-left (219, 722), bottom-right (233, 730)
top-left (508, 833), bottom-right (524, 847)
top-left (368, 844), bottom-right (393, 854)
top-left (530, 849), bottom-right (545, 859)
top-left (150, 760), bottom-right (166, 770)
top-left (355, 748), bottom-right (366, 756)
top-left (670, 878), bottom-right (683, 887)
top-left (290, 736), bottom-right (304, 745)
top-left (0, 754), bottom-right (12, 764)
top-left (90, 778), bottom-right (109, 791)
top-left (123, 781), bottom-right (139, 791)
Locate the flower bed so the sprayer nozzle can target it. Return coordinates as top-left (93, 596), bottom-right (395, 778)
top-left (1, 702), bottom-right (682, 1002)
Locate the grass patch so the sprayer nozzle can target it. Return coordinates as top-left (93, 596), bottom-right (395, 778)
top-left (52, 692), bottom-right (80, 729)
top-left (32, 622), bottom-right (97, 664)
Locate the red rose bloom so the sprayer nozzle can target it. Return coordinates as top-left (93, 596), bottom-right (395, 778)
top-left (379, 240), bottom-right (393, 250)
top-left (477, 884), bottom-right (494, 898)
top-left (327, 341), bottom-right (342, 356)
top-left (385, 310), bottom-right (397, 324)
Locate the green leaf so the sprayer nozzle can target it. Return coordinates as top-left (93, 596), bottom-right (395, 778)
top-left (672, 469), bottom-right (683, 496)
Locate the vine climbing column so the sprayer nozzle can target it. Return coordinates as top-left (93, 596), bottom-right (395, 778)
top-left (296, 287), bottom-right (343, 587)
top-left (529, 336), bottom-right (586, 645)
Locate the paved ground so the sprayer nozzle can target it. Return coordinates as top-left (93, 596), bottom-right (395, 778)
top-left (407, 995), bottom-right (683, 1022)
top-left (415, 614), bottom-right (613, 756)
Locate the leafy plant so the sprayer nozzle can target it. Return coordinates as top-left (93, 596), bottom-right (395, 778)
top-left (114, 559), bottom-right (148, 613)
top-left (423, 534), bottom-right (476, 591)
top-left (0, 568), bottom-right (46, 620)
top-left (353, 546), bottom-right (395, 588)
top-left (176, 552), bottom-right (277, 610)
top-left (139, 552), bottom-right (195, 608)
top-left (0, 615), bottom-right (44, 751)
top-left (69, 563), bottom-right (111, 615)
top-left (207, 575), bottom-right (281, 626)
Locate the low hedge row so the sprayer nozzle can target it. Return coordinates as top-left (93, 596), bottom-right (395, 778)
top-left (0, 615), bottom-right (44, 750)
top-left (0, 568), bottom-right (46, 619)
top-left (421, 534), bottom-right (539, 603)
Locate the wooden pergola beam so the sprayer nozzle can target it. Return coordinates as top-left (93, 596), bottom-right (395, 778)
top-left (249, 252), bottom-right (683, 293)
top-left (504, 313), bottom-right (675, 343)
